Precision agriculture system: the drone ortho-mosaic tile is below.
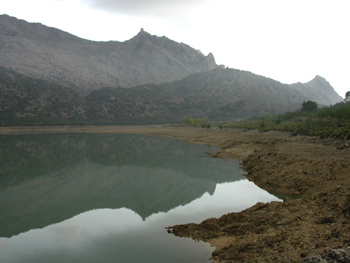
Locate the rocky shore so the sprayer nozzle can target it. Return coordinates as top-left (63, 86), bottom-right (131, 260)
top-left (164, 127), bottom-right (350, 262)
top-left (1, 125), bottom-right (350, 262)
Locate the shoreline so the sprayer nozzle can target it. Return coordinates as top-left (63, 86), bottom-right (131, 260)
top-left (2, 125), bottom-right (350, 262)
top-left (165, 127), bottom-right (350, 262)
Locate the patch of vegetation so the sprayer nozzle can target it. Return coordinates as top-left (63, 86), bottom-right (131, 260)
top-left (221, 101), bottom-right (350, 139)
top-left (184, 115), bottom-right (211, 128)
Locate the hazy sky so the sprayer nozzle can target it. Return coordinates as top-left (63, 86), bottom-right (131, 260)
top-left (1, 0), bottom-right (349, 98)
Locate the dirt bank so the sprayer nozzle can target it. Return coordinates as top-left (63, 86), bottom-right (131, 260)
top-left (2, 125), bottom-right (350, 262)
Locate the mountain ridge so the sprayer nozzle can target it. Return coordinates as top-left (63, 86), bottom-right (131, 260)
top-left (0, 14), bottom-right (217, 93)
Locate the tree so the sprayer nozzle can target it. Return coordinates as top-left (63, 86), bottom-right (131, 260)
top-left (301, 100), bottom-right (318, 112)
top-left (345, 91), bottom-right (350, 102)
top-left (184, 115), bottom-right (194, 125)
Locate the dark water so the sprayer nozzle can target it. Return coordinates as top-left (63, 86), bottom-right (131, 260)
top-left (0, 133), bottom-right (279, 263)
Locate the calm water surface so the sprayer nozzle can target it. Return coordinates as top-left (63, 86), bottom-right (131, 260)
top-left (0, 133), bottom-right (280, 263)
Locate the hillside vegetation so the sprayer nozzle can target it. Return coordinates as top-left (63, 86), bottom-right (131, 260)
top-left (223, 101), bottom-right (350, 139)
top-left (0, 65), bottom-right (344, 126)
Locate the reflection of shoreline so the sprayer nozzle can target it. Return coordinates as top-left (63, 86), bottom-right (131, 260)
top-left (0, 164), bottom-right (218, 237)
top-left (0, 133), bottom-right (244, 238)
top-left (0, 133), bottom-right (242, 188)
top-left (0, 125), bottom-right (172, 135)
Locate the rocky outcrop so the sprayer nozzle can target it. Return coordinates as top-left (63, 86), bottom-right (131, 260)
top-left (302, 248), bottom-right (350, 263)
top-left (0, 15), bottom-right (217, 93)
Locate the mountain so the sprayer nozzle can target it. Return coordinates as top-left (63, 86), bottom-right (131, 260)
top-left (0, 15), bottom-right (343, 126)
top-left (0, 15), bottom-right (217, 93)
top-left (290, 75), bottom-right (342, 106)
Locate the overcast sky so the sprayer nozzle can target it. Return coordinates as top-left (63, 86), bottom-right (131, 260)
top-left (1, 0), bottom-right (349, 98)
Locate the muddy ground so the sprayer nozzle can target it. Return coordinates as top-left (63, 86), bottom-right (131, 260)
top-left (2, 125), bottom-right (350, 262)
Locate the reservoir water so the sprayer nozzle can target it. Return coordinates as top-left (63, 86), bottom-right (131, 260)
top-left (0, 133), bottom-right (280, 263)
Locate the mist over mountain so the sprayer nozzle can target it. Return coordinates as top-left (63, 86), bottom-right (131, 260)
top-left (0, 14), bottom-right (343, 126)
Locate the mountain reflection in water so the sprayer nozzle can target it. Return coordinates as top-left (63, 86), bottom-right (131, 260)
top-left (0, 133), bottom-right (244, 238)
top-left (0, 133), bottom-right (281, 263)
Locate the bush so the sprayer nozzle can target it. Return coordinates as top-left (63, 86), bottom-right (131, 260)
top-left (201, 123), bottom-right (211, 129)
top-left (301, 101), bottom-right (318, 112)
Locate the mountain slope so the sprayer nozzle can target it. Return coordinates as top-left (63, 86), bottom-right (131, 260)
top-left (0, 15), bottom-right (217, 93)
top-left (85, 67), bottom-right (313, 123)
top-left (0, 67), bottom-right (88, 126)
top-left (0, 67), bottom-right (342, 125)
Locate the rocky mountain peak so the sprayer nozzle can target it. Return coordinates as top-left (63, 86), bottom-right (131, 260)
top-left (307, 75), bottom-right (335, 93)
top-left (135, 28), bottom-right (152, 39)
top-left (195, 52), bottom-right (217, 72)
top-left (207, 52), bottom-right (214, 59)
top-left (290, 75), bottom-right (342, 105)
top-left (127, 28), bottom-right (157, 46)
top-left (310, 75), bottom-right (329, 87)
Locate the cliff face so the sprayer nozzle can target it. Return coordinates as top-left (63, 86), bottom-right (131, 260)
top-left (0, 15), bottom-right (217, 93)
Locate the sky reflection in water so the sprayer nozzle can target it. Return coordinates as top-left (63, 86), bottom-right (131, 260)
top-left (0, 180), bottom-right (279, 263)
